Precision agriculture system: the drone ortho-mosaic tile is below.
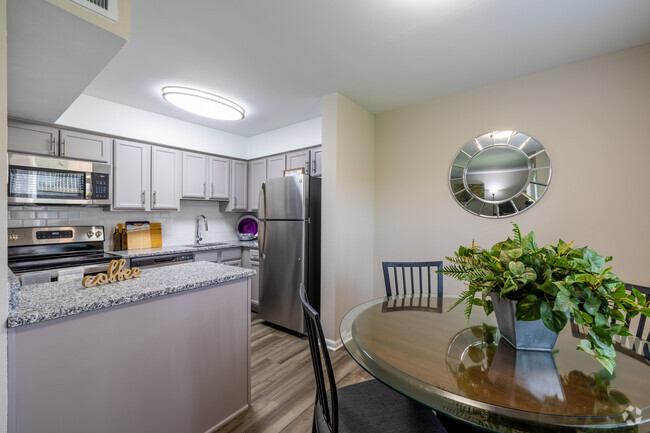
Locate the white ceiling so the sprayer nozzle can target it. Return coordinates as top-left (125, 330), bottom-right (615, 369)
top-left (15, 0), bottom-right (650, 137)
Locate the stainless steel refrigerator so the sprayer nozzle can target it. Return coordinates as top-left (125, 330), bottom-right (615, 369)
top-left (258, 175), bottom-right (321, 333)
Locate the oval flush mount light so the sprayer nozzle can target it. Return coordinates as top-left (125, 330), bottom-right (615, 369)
top-left (161, 86), bottom-right (245, 120)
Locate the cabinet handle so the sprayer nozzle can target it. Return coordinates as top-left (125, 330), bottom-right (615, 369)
top-left (61, 139), bottom-right (66, 156)
top-left (51, 137), bottom-right (56, 155)
top-left (203, 183), bottom-right (206, 196)
top-left (211, 183), bottom-right (214, 197)
top-left (153, 191), bottom-right (157, 205)
top-left (142, 190), bottom-right (145, 204)
top-left (234, 197), bottom-right (237, 207)
top-left (312, 159), bottom-right (316, 173)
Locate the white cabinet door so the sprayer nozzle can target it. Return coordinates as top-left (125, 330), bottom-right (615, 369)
top-left (286, 149), bottom-right (310, 174)
top-left (227, 160), bottom-right (248, 211)
top-left (151, 147), bottom-right (180, 210)
top-left (59, 129), bottom-right (111, 163)
top-left (209, 156), bottom-right (230, 200)
top-left (182, 151), bottom-right (208, 199)
top-left (248, 158), bottom-right (266, 211)
top-left (8, 122), bottom-right (58, 156)
top-left (113, 140), bottom-right (151, 210)
top-left (266, 154), bottom-right (286, 179)
top-left (310, 147), bottom-right (322, 177)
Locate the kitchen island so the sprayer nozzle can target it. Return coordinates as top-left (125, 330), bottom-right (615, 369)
top-left (7, 261), bottom-right (254, 433)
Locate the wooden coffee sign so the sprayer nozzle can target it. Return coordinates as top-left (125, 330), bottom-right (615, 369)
top-left (82, 258), bottom-right (142, 288)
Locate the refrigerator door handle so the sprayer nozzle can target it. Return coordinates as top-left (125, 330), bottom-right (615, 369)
top-left (259, 182), bottom-right (266, 220)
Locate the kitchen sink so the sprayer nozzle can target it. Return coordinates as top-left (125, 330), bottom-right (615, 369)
top-left (184, 242), bottom-right (231, 248)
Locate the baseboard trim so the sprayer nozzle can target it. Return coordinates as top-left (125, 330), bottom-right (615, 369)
top-left (326, 337), bottom-right (342, 351)
top-left (205, 403), bottom-right (249, 433)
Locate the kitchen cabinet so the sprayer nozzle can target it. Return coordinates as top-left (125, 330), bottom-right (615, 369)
top-left (310, 147), bottom-right (322, 177)
top-left (113, 140), bottom-right (151, 210)
top-left (242, 248), bottom-right (260, 312)
top-left (225, 160), bottom-right (248, 212)
top-left (248, 158), bottom-right (266, 211)
top-left (181, 151), bottom-right (208, 199)
top-left (286, 149), bottom-right (310, 174)
top-left (8, 121), bottom-right (111, 163)
top-left (151, 147), bottom-right (181, 210)
top-left (114, 140), bottom-right (180, 211)
top-left (194, 248), bottom-right (242, 266)
top-left (267, 154), bottom-right (286, 179)
top-left (208, 156), bottom-right (230, 200)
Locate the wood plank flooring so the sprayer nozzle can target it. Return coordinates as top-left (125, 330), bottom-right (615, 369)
top-left (220, 314), bottom-right (372, 433)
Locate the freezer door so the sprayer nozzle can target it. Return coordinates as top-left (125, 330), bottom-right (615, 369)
top-left (259, 175), bottom-right (309, 220)
top-left (259, 220), bottom-right (308, 333)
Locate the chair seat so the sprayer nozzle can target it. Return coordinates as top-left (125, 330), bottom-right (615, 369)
top-left (316, 379), bottom-right (447, 433)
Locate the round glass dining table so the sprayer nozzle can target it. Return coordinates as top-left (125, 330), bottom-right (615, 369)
top-left (340, 295), bottom-right (650, 433)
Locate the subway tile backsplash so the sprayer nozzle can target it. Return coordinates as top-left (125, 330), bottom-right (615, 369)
top-left (8, 201), bottom-right (246, 251)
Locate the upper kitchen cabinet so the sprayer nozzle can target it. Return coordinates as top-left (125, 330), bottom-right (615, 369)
top-left (151, 147), bottom-right (181, 210)
top-left (267, 154), bottom-right (286, 179)
top-left (8, 121), bottom-right (111, 163)
top-left (113, 140), bottom-right (151, 210)
top-left (114, 140), bottom-right (180, 211)
top-left (286, 149), bottom-right (310, 174)
top-left (225, 160), bottom-right (248, 212)
top-left (310, 147), bottom-right (322, 177)
top-left (248, 158), bottom-right (266, 211)
top-left (208, 156), bottom-right (230, 200)
top-left (59, 129), bottom-right (112, 163)
top-left (181, 151), bottom-right (208, 199)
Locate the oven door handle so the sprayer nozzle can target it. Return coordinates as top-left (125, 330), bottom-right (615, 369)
top-left (83, 264), bottom-right (111, 274)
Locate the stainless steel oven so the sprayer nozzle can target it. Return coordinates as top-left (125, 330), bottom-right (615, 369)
top-left (8, 226), bottom-right (120, 285)
top-left (8, 153), bottom-right (111, 205)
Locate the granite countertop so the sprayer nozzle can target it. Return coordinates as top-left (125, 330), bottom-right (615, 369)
top-left (111, 239), bottom-right (259, 259)
top-left (7, 261), bottom-right (254, 328)
top-left (7, 268), bottom-right (20, 311)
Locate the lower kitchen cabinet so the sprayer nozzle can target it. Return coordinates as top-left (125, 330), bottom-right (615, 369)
top-left (242, 248), bottom-right (260, 312)
top-left (194, 247), bottom-right (242, 266)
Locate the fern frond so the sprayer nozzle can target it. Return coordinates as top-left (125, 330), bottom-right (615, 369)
top-left (511, 222), bottom-right (522, 245)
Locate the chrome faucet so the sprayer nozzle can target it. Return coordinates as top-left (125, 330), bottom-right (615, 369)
top-left (195, 215), bottom-right (208, 245)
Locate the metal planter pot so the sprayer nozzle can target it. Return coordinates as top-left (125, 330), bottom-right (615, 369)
top-left (490, 293), bottom-right (559, 352)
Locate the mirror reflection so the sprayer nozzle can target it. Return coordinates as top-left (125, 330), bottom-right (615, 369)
top-left (449, 131), bottom-right (551, 218)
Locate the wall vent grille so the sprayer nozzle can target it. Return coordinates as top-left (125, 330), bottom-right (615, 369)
top-left (70, 0), bottom-right (118, 22)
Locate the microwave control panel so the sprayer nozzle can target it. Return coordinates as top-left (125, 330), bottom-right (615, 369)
top-left (92, 173), bottom-right (110, 200)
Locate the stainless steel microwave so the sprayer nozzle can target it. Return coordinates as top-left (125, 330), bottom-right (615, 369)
top-left (8, 153), bottom-right (111, 205)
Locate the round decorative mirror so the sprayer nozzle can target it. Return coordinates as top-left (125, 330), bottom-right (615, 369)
top-left (449, 131), bottom-right (551, 218)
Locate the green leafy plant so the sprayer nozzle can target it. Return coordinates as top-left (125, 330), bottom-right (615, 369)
top-left (440, 223), bottom-right (650, 373)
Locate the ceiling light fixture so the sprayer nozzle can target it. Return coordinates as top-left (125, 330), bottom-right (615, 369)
top-left (161, 86), bottom-right (245, 120)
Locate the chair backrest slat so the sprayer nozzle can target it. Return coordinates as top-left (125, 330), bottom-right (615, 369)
top-left (382, 261), bottom-right (443, 297)
top-left (300, 284), bottom-right (339, 433)
top-left (625, 283), bottom-right (650, 341)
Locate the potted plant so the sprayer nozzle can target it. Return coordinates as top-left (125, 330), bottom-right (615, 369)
top-left (440, 223), bottom-right (650, 373)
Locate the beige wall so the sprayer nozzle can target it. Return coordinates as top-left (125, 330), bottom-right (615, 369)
top-left (373, 44), bottom-right (650, 297)
top-left (321, 94), bottom-right (375, 344)
top-left (1, 0), bottom-right (9, 430)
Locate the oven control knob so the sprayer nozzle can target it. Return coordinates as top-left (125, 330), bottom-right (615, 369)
top-left (95, 231), bottom-right (103, 238)
top-left (9, 234), bottom-right (18, 241)
top-left (87, 231), bottom-right (94, 238)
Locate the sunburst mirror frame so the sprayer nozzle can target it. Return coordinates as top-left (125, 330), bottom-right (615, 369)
top-left (449, 131), bottom-right (552, 218)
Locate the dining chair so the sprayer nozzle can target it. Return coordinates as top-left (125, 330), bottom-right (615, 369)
top-left (299, 284), bottom-right (448, 433)
top-left (382, 261), bottom-right (443, 297)
top-left (624, 284), bottom-right (649, 341)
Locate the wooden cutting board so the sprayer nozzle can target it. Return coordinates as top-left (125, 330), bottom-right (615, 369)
top-left (150, 223), bottom-right (162, 248)
top-left (125, 221), bottom-right (151, 250)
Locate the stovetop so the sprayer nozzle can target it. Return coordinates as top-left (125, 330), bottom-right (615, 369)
top-left (8, 225), bottom-right (118, 275)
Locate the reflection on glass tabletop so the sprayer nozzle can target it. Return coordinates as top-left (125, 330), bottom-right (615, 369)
top-left (340, 295), bottom-right (649, 433)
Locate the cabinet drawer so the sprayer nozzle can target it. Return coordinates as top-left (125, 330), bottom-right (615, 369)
top-left (222, 259), bottom-right (242, 267)
top-left (220, 248), bottom-right (242, 261)
top-left (249, 249), bottom-right (260, 261)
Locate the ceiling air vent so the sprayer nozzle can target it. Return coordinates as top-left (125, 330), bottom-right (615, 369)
top-left (70, 0), bottom-right (118, 22)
